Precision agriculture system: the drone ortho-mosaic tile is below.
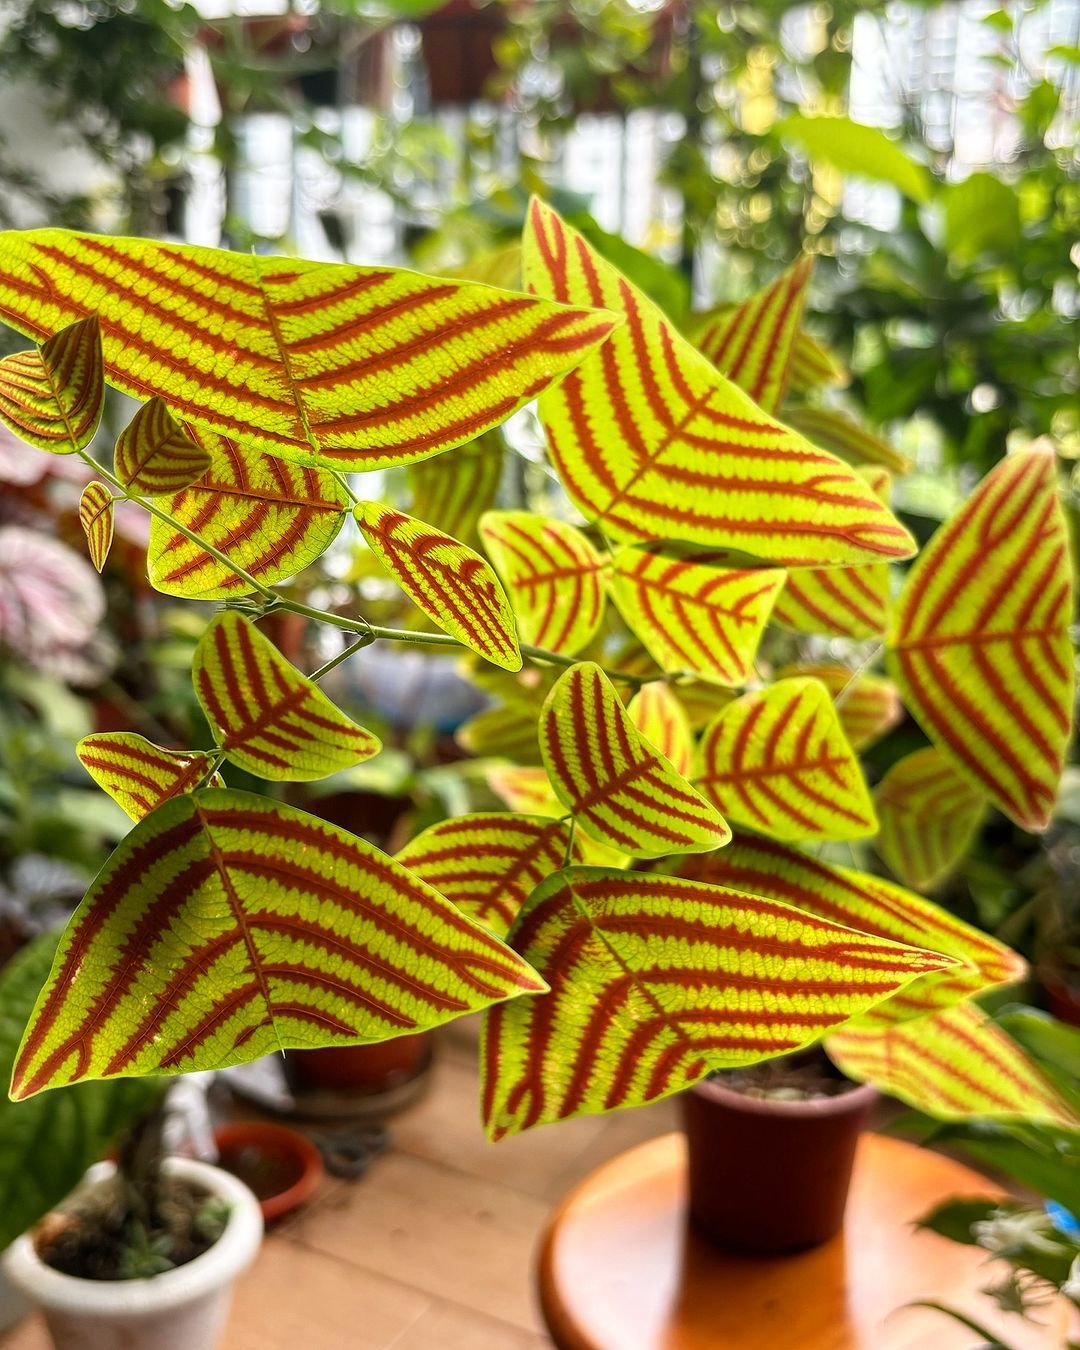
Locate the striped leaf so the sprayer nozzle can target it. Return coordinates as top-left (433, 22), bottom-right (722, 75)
top-left (78, 481), bottom-right (114, 573)
top-left (776, 663), bottom-right (902, 751)
top-left (407, 431), bottom-right (503, 547)
top-left (396, 813), bottom-right (575, 937)
top-left (194, 611), bottom-right (380, 780)
top-left (874, 748), bottom-right (986, 890)
top-left (788, 331), bottom-right (848, 393)
top-left (0, 230), bottom-right (618, 472)
top-left (608, 545), bottom-right (784, 686)
top-left (627, 682), bottom-right (694, 779)
top-left (541, 663), bottom-right (729, 857)
top-left (10, 789), bottom-right (546, 1098)
top-left (524, 200), bottom-right (914, 566)
top-left (457, 701), bottom-right (544, 765)
top-left (77, 733), bottom-right (223, 821)
top-left (698, 678), bottom-right (877, 842)
top-left (147, 428), bottom-right (349, 598)
top-left (827, 1000), bottom-right (1079, 1128)
top-left (787, 406), bottom-right (912, 476)
top-left (479, 511), bottom-right (606, 656)
top-left (671, 680), bottom-right (737, 731)
top-left (691, 258), bottom-right (814, 414)
top-left (0, 316), bottom-right (103, 453)
top-left (481, 865), bottom-right (954, 1138)
top-left (114, 397), bottom-right (211, 494)
top-left (487, 765), bottom-right (563, 817)
top-left (887, 449), bottom-right (1075, 830)
top-left (355, 502), bottom-right (521, 671)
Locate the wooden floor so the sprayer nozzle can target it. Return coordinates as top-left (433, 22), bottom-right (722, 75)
top-left (0, 1016), bottom-right (677, 1350)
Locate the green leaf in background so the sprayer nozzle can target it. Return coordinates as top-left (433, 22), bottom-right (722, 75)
top-left (916, 1196), bottom-right (1003, 1246)
top-left (779, 115), bottom-right (932, 203)
top-left (0, 932), bottom-right (162, 1250)
top-left (570, 214), bottom-right (691, 323)
top-left (943, 173), bottom-right (1021, 261)
top-left (996, 1007), bottom-right (1080, 1086)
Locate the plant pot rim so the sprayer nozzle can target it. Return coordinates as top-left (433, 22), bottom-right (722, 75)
top-left (212, 1121), bottom-right (323, 1223)
top-left (1, 1157), bottom-right (263, 1316)
top-left (689, 1072), bottom-right (877, 1119)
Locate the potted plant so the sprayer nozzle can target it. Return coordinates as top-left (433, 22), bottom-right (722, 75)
top-left (0, 198), bottom-right (1073, 1304)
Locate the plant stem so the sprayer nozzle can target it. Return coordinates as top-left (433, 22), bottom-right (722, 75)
top-left (308, 634), bottom-right (375, 682)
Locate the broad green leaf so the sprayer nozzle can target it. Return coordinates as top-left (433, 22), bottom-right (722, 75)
top-left (114, 397), bottom-right (211, 495)
top-left (887, 449), bottom-right (1075, 830)
top-left (355, 501), bottom-right (522, 671)
top-left (786, 406), bottom-right (912, 475)
top-left (779, 115), bottom-right (932, 203)
top-left (147, 428), bottom-right (349, 598)
top-left (541, 663), bottom-right (729, 857)
top-left (11, 789), bottom-right (546, 1098)
top-left (698, 678), bottom-right (877, 842)
top-left (523, 200), bottom-right (915, 566)
top-left (77, 732), bottom-right (223, 821)
top-left (0, 933), bottom-right (161, 1246)
top-left (776, 662), bottom-right (902, 751)
top-left (407, 431), bottom-right (503, 547)
top-left (608, 545), bottom-right (785, 685)
top-left (78, 480), bottom-right (114, 573)
top-left (481, 866), bottom-right (954, 1138)
top-left (996, 1007), bottom-right (1080, 1083)
top-left (875, 748), bottom-right (987, 890)
top-left (480, 511), bottom-right (606, 656)
top-left (194, 611), bottom-right (380, 780)
top-left (396, 813), bottom-right (576, 937)
top-left (0, 316), bottom-right (103, 453)
top-left (0, 231), bottom-right (619, 472)
top-left (627, 681), bottom-right (694, 779)
top-left (944, 173), bottom-right (1021, 262)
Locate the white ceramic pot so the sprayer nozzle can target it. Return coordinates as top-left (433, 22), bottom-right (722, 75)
top-left (2, 1157), bottom-right (263, 1350)
top-left (0, 1257), bottom-right (30, 1333)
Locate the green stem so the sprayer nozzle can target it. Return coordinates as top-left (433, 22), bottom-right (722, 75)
top-left (308, 634), bottom-right (374, 682)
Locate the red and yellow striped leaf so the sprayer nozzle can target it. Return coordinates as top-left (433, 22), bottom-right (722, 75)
top-left (114, 397), bottom-right (211, 494)
top-left (887, 449), bottom-right (1075, 830)
top-left (147, 428), bottom-right (349, 598)
top-left (698, 678), bottom-right (877, 842)
top-left (874, 748), bottom-right (987, 890)
top-left (194, 611), bottom-right (380, 780)
top-left (608, 546), bottom-right (785, 686)
top-left (479, 511), bottom-right (606, 656)
top-left (786, 406), bottom-right (912, 475)
top-left (457, 701), bottom-right (544, 765)
top-left (788, 330), bottom-right (848, 393)
top-left (0, 230), bottom-right (618, 472)
top-left (10, 788), bottom-right (546, 1098)
top-left (670, 681), bottom-right (737, 731)
top-left (355, 502), bottom-right (521, 671)
top-left (524, 200), bottom-right (914, 566)
top-left (691, 258), bottom-right (813, 414)
top-left (541, 663), bottom-right (729, 857)
top-left (776, 663), bottom-right (903, 751)
top-left (481, 865), bottom-right (954, 1138)
top-left (627, 681), bottom-right (694, 779)
top-left (827, 1000), bottom-right (1079, 1127)
top-left (0, 316), bottom-right (103, 454)
top-left (77, 733), bottom-right (223, 821)
top-left (78, 481), bottom-right (114, 573)
top-left (396, 813), bottom-right (575, 937)
top-left (407, 431), bottom-right (503, 547)
top-left (487, 765), bottom-right (563, 817)
top-left (679, 834), bottom-right (1025, 1022)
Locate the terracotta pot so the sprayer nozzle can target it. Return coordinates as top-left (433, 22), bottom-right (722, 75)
top-left (419, 0), bottom-right (505, 106)
top-left (212, 1123), bottom-right (323, 1225)
top-left (680, 1074), bottom-right (877, 1255)
top-left (285, 1032), bottom-right (434, 1096)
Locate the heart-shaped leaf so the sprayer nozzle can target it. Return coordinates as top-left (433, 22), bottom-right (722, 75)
top-left (78, 481), bottom-right (114, 573)
top-left (114, 397), bottom-right (211, 494)
top-left (77, 732), bottom-right (223, 821)
top-left (0, 316), bottom-right (103, 453)
top-left (874, 748), bottom-right (986, 890)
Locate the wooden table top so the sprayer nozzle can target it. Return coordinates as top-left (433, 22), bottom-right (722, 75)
top-left (537, 1132), bottom-right (1073, 1350)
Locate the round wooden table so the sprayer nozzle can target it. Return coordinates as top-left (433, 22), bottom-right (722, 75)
top-left (537, 1132), bottom-right (1073, 1349)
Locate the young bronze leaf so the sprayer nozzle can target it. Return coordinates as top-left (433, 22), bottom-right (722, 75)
top-left (0, 316), bottom-right (103, 453)
top-left (887, 449), bottom-right (1075, 830)
top-left (479, 511), bottom-right (606, 656)
top-left (0, 230), bottom-right (617, 471)
top-left (786, 406), bottom-right (912, 476)
top-left (10, 789), bottom-right (546, 1099)
top-left (355, 502), bottom-right (521, 671)
top-left (147, 428), bottom-right (349, 598)
top-left (698, 678), bottom-right (877, 842)
top-left (78, 481), bottom-right (114, 573)
top-left (407, 431), bottom-right (503, 547)
top-left (77, 733), bottom-right (223, 821)
top-left (691, 257), bottom-right (813, 414)
top-left (396, 813), bottom-right (576, 938)
top-left (114, 397), bottom-right (211, 494)
top-left (827, 1000), bottom-right (1078, 1128)
top-left (541, 663), bottom-right (729, 857)
top-left (480, 866), bottom-right (953, 1138)
top-left (874, 748), bottom-right (986, 890)
top-left (523, 200), bottom-right (914, 566)
top-left (776, 663), bottom-right (902, 751)
top-left (608, 546), bottom-right (785, 685)
top-left (627, 682), bottom-right (694, 778)
top-left (194, 611), bottom-right (380, 780)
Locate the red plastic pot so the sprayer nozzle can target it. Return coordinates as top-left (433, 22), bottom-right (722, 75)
top-left (212, 1122), bottom-right (323, 1224)
top-left (285, 1032), bottom-right (434, 1096)
top-left (680, 1074), bottom-right (877, 1255)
